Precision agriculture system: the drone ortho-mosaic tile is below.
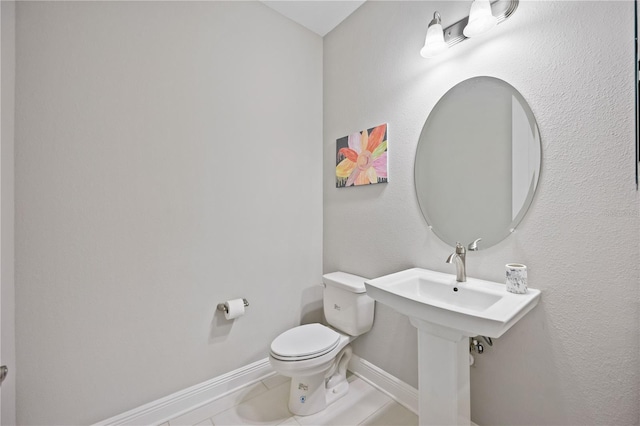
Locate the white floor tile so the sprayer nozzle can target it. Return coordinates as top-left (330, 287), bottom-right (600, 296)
top-left (194, 419), bottom-right (214, 426)
top-left (212, 382), bottom-right (293, 425)
top-left (295, 378), bottom-right (392, 426)
top-left (358, 401), bottom-right (418, 426)
top-left (262, 374), bottom-right (290, 390)
top-left (275, 417), bottom-right (300, 425)
top-left (169, 382), bottom-right (269, 426)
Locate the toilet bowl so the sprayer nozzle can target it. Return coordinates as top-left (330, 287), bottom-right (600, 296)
top-left (269, 323), bottom-right (354, 416)
top-left (268, 272), bottom-right (375, 416)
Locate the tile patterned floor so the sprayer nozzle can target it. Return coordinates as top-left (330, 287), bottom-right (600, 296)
top-left (166, 374), bottom-right (418, 426)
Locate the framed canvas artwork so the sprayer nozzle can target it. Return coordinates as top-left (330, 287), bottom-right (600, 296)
top-left (336, 123), bottom-right (388, 188)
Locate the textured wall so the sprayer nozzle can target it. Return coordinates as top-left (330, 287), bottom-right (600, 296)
top-left (15, 2), bottom-right (322, 424)
top-left (324, 1), bottom-right (639, 425)
top-left (1, 2), bottom-right (17, 425)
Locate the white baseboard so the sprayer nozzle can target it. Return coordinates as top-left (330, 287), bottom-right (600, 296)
top-left (347, 354), bottom-right (419, 415)
top-left (348, 355), bottom-right (480, 426)
top-left (96, 354), bottom-right (479, 426)
top-left (93, 358), bottom-right (274, 426)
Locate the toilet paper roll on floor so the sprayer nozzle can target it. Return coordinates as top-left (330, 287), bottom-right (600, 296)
top-left (224, 298), bottom-right (246, 320)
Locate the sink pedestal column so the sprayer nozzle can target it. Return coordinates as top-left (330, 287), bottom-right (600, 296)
top-left (410, 318), bottom-right (471, 426)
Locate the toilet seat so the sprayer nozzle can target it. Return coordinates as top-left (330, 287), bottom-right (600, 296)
top-left (270, 324), bottom-right (341, 361)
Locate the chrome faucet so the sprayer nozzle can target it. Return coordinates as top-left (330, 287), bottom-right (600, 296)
top-left (467, 238), bottom-right (482, 252)
top-left (446, 239), bottom-right (481, 282)
top-left (446, 242), bottom-right (467, 282)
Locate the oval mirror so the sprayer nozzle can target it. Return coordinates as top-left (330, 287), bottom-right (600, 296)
top-left (415, 76), bottom-right (541, 250)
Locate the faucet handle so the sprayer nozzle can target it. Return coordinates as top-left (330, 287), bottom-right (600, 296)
top-left (468, 238), bottom-right (482, 251)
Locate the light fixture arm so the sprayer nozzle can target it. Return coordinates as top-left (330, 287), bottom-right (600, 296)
top-left (442, 0), bottom-right (518, 48)
top-left (429, 11), bottom-right (442, 27)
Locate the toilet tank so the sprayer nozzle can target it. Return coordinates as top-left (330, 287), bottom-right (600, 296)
top-left (322, 272), bottom-right (375, 336)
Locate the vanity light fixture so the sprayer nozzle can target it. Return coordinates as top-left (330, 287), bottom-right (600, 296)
top-left (463, 0), bottom-right (498, 37)
top-left (420, 0), bottom-right (518, 58)
top-left (420, 12), bottom-right (449, 58)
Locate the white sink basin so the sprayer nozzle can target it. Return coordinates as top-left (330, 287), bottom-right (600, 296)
top-left (364, 267), bottom-right (540, 338)
top-left (366, 267), bottom-right (541, 425)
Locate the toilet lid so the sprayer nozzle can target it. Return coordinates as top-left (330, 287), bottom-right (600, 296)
top-left (271, 324), bottom-right (340, 359)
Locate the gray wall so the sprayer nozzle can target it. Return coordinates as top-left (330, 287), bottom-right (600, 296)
top-left (1, 2), bottom-right (16, 425)
top-left (324, 1), bottom-right (639, 425)
top-left (14, 2), bottom-right (322, 424)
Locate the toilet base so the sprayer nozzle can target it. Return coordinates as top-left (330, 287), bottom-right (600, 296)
top-left (288, 373), bottom-right (328, 416)
top-left (286, 346), bottom-right (352, 416)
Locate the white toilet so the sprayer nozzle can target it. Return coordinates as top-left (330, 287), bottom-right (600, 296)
top-left (269, 272), bottom-right (375, 416)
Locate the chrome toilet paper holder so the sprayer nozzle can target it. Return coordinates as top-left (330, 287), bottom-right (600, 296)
top-left (217, 298), bottom-right (249, 314)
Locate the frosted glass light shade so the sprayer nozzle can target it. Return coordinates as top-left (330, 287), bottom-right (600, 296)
top-left (420, 23), bottom-right (448, 58)
top-left (463, 0), bottom-right (498, 37)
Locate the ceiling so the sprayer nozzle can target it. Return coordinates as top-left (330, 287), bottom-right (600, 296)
top-left (261, 1), bottom-right (366, 37)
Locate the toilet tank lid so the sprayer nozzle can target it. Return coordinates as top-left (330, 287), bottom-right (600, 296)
top-left (322, 271), bottom-right (368, 293)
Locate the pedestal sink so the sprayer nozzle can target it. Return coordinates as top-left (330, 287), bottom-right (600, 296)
top-left (364, 268), bottom-right (540, 426)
